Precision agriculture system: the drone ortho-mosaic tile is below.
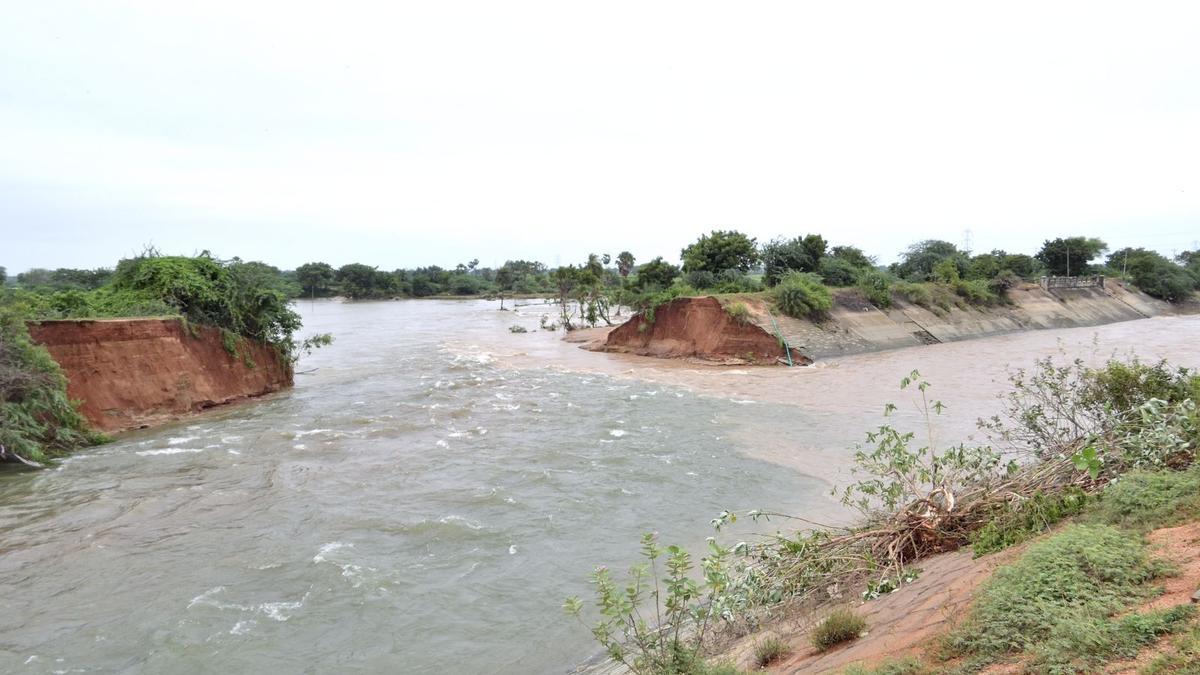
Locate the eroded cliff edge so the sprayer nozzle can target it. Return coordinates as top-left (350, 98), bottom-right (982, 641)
top-left (27, 318), bottom-right (292, 432)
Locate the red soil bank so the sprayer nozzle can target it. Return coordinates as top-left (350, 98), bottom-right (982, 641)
top-left (600, 297), bottom-right (810, 365)
top-left (27, 319), bottom-right (292, 432)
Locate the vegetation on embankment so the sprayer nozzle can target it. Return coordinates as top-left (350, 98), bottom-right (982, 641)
top-left (566, 356), bottom-right (1200, 674)
top-left (0, 250), bottom-right (329, 463)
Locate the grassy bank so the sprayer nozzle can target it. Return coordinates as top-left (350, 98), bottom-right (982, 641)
top-left (566, 356), bottom-right (1200, 674)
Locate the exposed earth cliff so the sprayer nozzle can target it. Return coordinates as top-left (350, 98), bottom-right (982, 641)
top-left (27, 318), bottom-right (292, 432)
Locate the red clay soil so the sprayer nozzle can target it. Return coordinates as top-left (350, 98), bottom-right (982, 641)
top-left (28, 318), bottom-right (292, 432)
top-left (748, 547), bottom-right (1018, 674)
top-left (597, 297), bottom-right (809, 365)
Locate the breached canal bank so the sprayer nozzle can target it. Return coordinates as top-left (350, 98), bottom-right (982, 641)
top-left (27, 318), bottom-right (292, 433)
top-left (592, 280), bottom-right (1196, 364)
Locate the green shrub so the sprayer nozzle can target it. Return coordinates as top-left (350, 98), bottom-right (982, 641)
top-left (890, 281), bottom-right (932, 307)
top-left (753, 636), bottom-right (788, 667)
top-left (1082, 359), bottom-right (1200, 414)
top-left (945, 524), bottom-right (1187, 670)
top-left (0, 307), bottom-right (105, 462)
top-left (810, 609), bottom-right (866, 651)
top-left (950, 278), bottom-right (998, 306)
top-left (856, 269), bottom-right (893, 308)
top-left (771, 272), bottom-right (832, 319)
top-left (818, 256), bottom-right (861, 287)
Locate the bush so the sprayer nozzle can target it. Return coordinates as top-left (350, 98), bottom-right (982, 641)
top-left (951, 278), bottom-right (999, 306)
top-left (817, 256), bottom-right (861, 287)
top-left (810, 609), bottom-right (866, 651)
top-left (684, 269), bottom-right (718, 289)
top-left (753, 637), bottom-right (788, 667)
top-left (771, 272), bottom-right (832, 319)
top-left (856, 269), bottom-right (893, 308)
top-left (0, 307), bottom-right (105, 462)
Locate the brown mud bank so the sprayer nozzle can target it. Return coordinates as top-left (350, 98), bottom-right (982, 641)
top-left (28, 318), bottom-right (292, 433)
top-left (592, 281), bottom-right (1194, 365)
top-left (590, 296), bottom-right (810, 365)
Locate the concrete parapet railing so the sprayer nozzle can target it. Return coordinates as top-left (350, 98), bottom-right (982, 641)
top-left (1040, 275), bottom-right (1105, 290)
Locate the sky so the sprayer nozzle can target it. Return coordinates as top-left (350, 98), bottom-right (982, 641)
top-left (2, 1), bottom-right (1198, 274)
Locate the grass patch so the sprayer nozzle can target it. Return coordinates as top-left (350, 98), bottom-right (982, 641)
top-left (753, 636), bottom-right (788, 668)
top-left (970, 488), bottom-right (1090, 556)
top-left (811, 609), bottom-right (867, 652)
top-left (944, 524), bottom-right (1190, 671)
top-left (725, 301), bottom-right (752, 324)
top-left (1090, 465), bottom-right (1200, 531)
top-left (843, 657), bottom-right (929, 675)
top-left (1142, 617), bottom-right (1200, 674)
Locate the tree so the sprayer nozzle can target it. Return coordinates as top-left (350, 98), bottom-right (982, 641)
top-left (0, 266), bottom-right (6, 285)
top-left (616, 251), bottom-right (636, 278)
top-left (633, 257), bottom-right (679, 290)
top-left (336, 263), bottom-right (393, 299)
top-left (762, 236), bottom-right (824, 286)
top-left (295, 262), bottom-right (336, 297)
top-left (680, 230), bottom-right (758, 274)
top-left (1106, 248), bottom-right (1196, 302)
top-left (829, 245), bottom-right (876, 270)
top-left (1036, 237), bottom-right (1107, 277)
top-left (890, 240), bottom-right (968, 281)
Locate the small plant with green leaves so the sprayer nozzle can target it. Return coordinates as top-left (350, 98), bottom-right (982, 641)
top-left (564, 533), bottom-right (735, 675)
top-left (508, 324), bottom-right (528, 333)
top-left (752, 636), bottom-right (788, 668)
top-left (810, 609), bottom-right (866, 651)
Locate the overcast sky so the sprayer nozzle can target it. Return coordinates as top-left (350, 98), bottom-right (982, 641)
top-left (3, 1), bottom-right (1198, 273)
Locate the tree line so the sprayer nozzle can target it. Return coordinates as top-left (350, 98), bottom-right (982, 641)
top-left (5, 233), bottom-right (1198, 321)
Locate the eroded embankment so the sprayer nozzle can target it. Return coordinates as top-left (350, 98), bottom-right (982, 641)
top-left (599, 296), bottom-right (810, 365)
top-left (27, 318), bottom-right (292, 432)
top-left (596, 282), bottom-right (1191, 364)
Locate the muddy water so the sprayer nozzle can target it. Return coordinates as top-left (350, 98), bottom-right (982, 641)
top-left (0, 301), bottom-right (1196, 674)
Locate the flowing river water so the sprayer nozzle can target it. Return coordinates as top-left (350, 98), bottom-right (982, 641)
top-left (1, 300), bottom-right (1197, 674)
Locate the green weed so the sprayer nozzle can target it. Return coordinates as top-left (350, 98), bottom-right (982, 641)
top-left (811, 609), bottom-right (867, 651)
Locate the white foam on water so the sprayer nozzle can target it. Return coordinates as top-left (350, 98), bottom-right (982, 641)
top-left (313, 541), bottom-right (353, 563)
top-left (436, 439), bottom-right (449, 448)
top-left (730, 399), bottom-right (756, 405)
top-left (167, 436), bottom-right (197, 445)
top-left (137, 447), bottom-right (204, 456)
top-left (230, 620), bottom-right (256, 635)
top-left (508, 545), bottom-right (517, 555)
top-left (293, 429), bottom-right (332, 438)
top-left (440, 515), bottom-right (484, 530)
top-left (293, 444), bottom-right (307, 450)
top-left (608, 429), bottom-right (627, 438)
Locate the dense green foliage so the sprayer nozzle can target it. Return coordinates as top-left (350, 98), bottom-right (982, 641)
top-left (761, 234), bottom-right (827, 286)
top-left (0, 306), bottom-right (104, 462)
top-left (770, 272), bottom-right (832, 319)
top-left (680, 230), bottom-right (759, 275)
top-left (1036, 236), bottom-right (1108, 277)
top-left (1106, 247), bottom-right (1197, 301)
